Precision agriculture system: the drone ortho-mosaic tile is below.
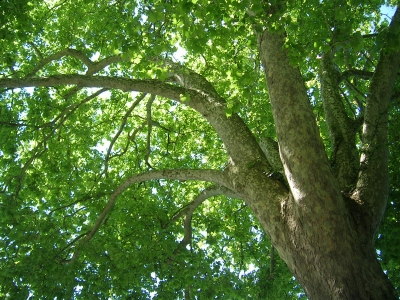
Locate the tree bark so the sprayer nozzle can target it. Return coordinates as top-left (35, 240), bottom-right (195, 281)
top-left (2, 7), bottom-right (399, 295)
top-left (255, 9), bottom-right (399, 298)
top-left (2, 57), bottom-right (398, 299)
top-left (319, 52), bottom-right (359, 189)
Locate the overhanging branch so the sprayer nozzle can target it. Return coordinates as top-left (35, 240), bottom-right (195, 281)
top-left (176, 186), bottom-right (237, 249)
top-left (0, 75), bottom-right (186, 101)
top-left (0, 73), bottom-right (268, 167)
top-left (65, 168), bottom-right (229, 263)
top-left (167, 185), bottom-right (240, 265)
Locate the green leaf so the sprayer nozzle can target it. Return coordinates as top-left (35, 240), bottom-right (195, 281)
top-left (1, 1), bottom-right (398, 298)
top-left (179, 93), bottom-right (190, 102)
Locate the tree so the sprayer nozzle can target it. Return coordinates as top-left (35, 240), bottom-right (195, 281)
top-left (1, 0), bottom-right (399, 298)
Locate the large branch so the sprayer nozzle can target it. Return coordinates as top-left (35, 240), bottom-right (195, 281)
top-left (259, 30), bottom-right (344, 210)
top-left (2, 69), bottom-right (290, 244)
top-left (354, 5), bottom-right (400, 233)
top-left (162, 59), bottom-right (222, 100)
top-left (0, 74), bottom-right (271, 171)
top-left (23, 47), bottom-right (129, 101)
top-left (319, 53), bottom-right (359, 188)
top-left (67, 168), bottom-right (229, 263)
top-left (0, 75), bottom-right (183, 98)
top-left (94, 169), bottom-right (230, 239)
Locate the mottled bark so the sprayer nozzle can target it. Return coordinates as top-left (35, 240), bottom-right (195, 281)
top-left (319, 53), bottom-right (359, 189)
top-left (259, 137), bottom-right (283, 174)
top-left (0, 74), bottom-right (267, 171)
top-left (354, 6), bottom-right (400, 235)
top-left (2, 61), bottom-right (293, 264)
top-left (2, 7), bottom-right (400, 296)
top-left (257, 11), bottom-right (399, 298)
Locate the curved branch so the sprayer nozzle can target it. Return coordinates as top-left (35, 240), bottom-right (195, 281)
top-left (180, 214), bottom-right (192, 249)
top-left (27, 48), bottom-right (93, 77)
top-left (0, 75), bottom-right (186, 101)
top-left (162, 59), bottom-right (222, 100)
top-left (3, 66), bottom-right (286, 254)
top-left (88, 55), bottom-right (125, 75)
top-left (170, 185), bottom-right (240, 224)
top-left (25, 47), bottom-right (125, 100)
top-left (169, 185), bottom-right (240, 262)
top-left (0, 74), bottom-right (269, 169)
top-left (26, 47), bottom-right (124, 77)
top-left (67, 169), bottom-right (229, 263)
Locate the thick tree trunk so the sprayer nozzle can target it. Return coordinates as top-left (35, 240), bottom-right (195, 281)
top-left (253, 9), bottom-right (400, 298)
top-left (277, 214), bottom-right (397, 299)
top-left (243, 169), bottom-right (398, 299)
top-left (1, 6), bottom-right (398, 297)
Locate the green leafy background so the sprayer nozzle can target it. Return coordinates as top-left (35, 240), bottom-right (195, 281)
top-left (0, 0), bottom-right (399, 298)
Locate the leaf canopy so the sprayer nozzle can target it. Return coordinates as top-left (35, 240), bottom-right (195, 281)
top-left (0, 0), bottom-right (399, 298)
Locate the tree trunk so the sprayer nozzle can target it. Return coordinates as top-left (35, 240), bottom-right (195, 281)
top-left (1, 6), bottom-right (399, 297)
top-left (277, 213), bottom-right (397, 299)
top-left (241, 164), bottom-right (398, 299)
top-left (252, 9), bottom-right (400, 299)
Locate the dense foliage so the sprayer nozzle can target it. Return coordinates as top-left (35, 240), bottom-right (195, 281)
top-left (1, 0), bottom-right (399, 298)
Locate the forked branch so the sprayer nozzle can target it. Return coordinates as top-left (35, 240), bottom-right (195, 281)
top-left (170, 185), bottom-right (239, 224)
top-left (64, 169), bottom-right (230, 263)
top-left (104, 93), bottom-right (147, 176)
top-left (26, 47), bottom-right (125, 77)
